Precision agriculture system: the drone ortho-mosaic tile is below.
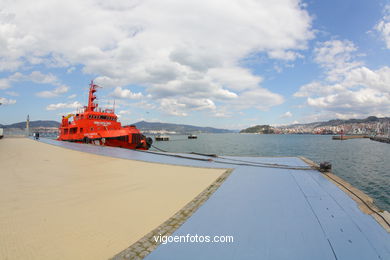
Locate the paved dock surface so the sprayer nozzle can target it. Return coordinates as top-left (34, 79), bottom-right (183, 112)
top-left (39, 138), bottom-right (390, 260)
top-left (0, 138), bottom-right (225, 260)
top-left (145, 159), bottom-right (390, 260)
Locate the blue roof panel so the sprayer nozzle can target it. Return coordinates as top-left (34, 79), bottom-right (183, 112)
top-left (39, 139), bottom-right (390, 259)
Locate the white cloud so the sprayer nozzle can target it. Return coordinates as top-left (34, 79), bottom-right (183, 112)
top-left (307, 88), bottom-right (389, 111)
top-left (301, 66), bottom-right (390, 116)
top-left (231, 88), bottom-right (284, 110)
top-left (207, 67), bottom-right (262, 91)
top-left (345, 66), bottom-right (390, 92)
top-left (268, 50), bottom-right (303, 60)
top-left (0, 97), bottom-right (16, 105)
top-left (178, 97), bottom-right (216, 111)
top-left (131, 101), bottom-right (156, 110)
top-left (0, 0), bottom-right (314, 115)
top-left (67, 94), bottom-right (77, 99)
top-left (29, 71), bottom-right (57, 84)
top-left (118, 110), bottom-right (131, 115)
top-left (212, 106), bottom-right (233, 118)
top-left (159, 98), bottom-right (188, 117)
top-left (281, 111), bottom-right (293, 118)
top-left (8, 71), bottom-right (58, 84)
top-left (158, 97), bottom-right (216, 116)
top-left (110, 87), bottom-right (143, 99)
top-left (117, 110), bottom-right (133, 121)
top-left (295, 40), bottom-right (390, 118)
top-left (313, 40), bottom-right (362, 82)
top-left (213, 112), bottom-right (231, 118)
top-left (294, 81), bottom-right (344, 97)
top-left (36, 85), bottom-right (69, 98)
top-left (375, 5), bottom-right (390, 48)
top-left (149, 79), bottom-right (238, 101)
top-left (0, 78), bottom-right (10, 89)
top-left (46, 101), bottom-right (82, 110)
top-left (1, 70), bottom-right (69, 97)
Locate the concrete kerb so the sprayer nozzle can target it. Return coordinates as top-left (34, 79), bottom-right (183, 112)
top-left (110, 168), bottom-right (234, 260)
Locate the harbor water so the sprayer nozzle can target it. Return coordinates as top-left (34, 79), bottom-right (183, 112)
top-left (151, 133), bottom-right (390, 212)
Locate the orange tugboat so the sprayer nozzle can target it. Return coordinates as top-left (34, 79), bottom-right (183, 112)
top-left (58, 81), bottom-right (152, 150)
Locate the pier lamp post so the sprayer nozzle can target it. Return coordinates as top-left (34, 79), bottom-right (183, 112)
top-left (26, 115), bottom-right (30, 137)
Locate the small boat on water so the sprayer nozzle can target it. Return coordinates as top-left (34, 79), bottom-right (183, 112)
top-left (57, 81), bottom-right (152, 150)
top-left (188, 134), bottom-right (197, 139)
top-left (155, 135), bottom-right (169, 141)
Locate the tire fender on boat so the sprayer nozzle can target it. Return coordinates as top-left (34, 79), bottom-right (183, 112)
top-left (83, 137), bottom-right (90, 144)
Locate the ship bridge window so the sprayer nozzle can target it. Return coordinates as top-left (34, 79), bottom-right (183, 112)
top-left (100, 115), bottom-right (107, 120)
top-left (70, 127), bottom-right (77, 134)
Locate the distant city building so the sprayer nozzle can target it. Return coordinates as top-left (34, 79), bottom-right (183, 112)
top-left (274, 118), bottom-right (390, 136)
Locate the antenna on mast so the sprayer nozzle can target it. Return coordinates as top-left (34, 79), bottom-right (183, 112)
top-left (113, 99), bottom-right (116, 113)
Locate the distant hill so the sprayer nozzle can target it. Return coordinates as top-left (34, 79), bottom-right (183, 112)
top-left (240, 125), bottom-right (275, 134)
top-left (1, 120), bottom-right (60, 129)
top-left (132, 121), bottom-right (236, 134)
top-left (285, 116), bottom-right (390, 128)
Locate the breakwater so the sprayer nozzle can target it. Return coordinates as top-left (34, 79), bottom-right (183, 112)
top-left (332, 134), bottom-right (368, 140)
top-left (370, 136), bottom-right (390, 144)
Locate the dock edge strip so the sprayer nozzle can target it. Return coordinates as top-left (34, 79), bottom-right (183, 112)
top-left (299, 156), bottom-right (390, 233)
top-left (109, 168), bottom-right (233, 260)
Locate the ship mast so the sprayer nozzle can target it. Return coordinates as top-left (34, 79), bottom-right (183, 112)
top-left (87, 80), bottom-right (100, 112)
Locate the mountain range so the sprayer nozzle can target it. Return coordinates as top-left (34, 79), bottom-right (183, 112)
top-left (0, 120), bottom-right (60, 129)
top-left (131, 121), bottom-right (236, 133)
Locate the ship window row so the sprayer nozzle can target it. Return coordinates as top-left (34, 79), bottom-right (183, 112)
top-left (88, 115), bottom-right (116, 120)
top-left (62, 127), bottom-right (83, 134)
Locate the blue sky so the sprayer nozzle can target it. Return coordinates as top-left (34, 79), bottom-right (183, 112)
top-left (1, 0), bottom-right (390, 129)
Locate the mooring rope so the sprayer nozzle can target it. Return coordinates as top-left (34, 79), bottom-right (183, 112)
top-left (148, 145), bottom-right (313, 170)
